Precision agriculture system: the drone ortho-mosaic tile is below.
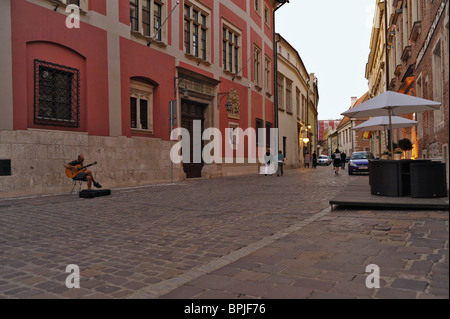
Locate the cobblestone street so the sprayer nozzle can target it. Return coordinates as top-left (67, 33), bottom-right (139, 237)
top-left (0, 166), bottom-right (448, 299)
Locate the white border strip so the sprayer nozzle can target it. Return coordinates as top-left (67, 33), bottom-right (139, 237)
top-left (130, 207), bottom-right (332, 299)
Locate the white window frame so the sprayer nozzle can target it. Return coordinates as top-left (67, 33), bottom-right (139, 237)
top-left (130, 80), bottom-right (154, 133)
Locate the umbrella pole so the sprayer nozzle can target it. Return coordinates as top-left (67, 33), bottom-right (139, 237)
top-left (389, 108), bottom-right (394, 158)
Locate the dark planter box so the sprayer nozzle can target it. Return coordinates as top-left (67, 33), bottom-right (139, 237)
top-left (369, 160), bottom-right (431, 197)
top-left (410, 162), bottom-right (447, 198)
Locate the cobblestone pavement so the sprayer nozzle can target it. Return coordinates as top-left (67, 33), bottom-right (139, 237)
top-left (0, 165), bottom-right (448, 299)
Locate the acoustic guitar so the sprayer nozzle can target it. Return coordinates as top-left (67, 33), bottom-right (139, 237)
top-left (65, 161), bottom-right (97, 179)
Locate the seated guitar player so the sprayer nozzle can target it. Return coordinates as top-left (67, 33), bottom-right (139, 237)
top-left (64, 154), bottom-right (102, 190)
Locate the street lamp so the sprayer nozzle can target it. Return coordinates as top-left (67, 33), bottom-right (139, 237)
top-left (217, 92), bottom-right (232, 112)
top-left (174, 75), bottom-right (190, 98)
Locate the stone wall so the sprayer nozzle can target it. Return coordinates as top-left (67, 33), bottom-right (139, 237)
top-left (0, 129), bottom-right (184, 198)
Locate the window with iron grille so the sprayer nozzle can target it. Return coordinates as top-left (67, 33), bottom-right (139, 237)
top-left (34, 60), bottom-right (80, 127)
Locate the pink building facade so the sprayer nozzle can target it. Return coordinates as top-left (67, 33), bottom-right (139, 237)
top-left (0, 0), bottom-right (282, 197)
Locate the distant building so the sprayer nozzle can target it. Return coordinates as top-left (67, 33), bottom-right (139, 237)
top-left (276, 34), bottom-right (319, 168)
top-left (336, 93), bottom-right (372, 157)
top-left (318, 120), bottom-right (341, 155)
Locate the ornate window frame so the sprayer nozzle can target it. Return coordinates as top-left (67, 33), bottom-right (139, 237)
top-left (130, 80), bottom-right (154, 134)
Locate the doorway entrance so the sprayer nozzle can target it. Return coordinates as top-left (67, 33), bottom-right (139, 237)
top-left (181, 100), bottom-right (206, 178)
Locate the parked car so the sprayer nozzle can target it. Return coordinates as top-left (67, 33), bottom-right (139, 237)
top-left (317, 155), bottom-right (331, 166)
top-left (348, 151), bottom-right (375, 175)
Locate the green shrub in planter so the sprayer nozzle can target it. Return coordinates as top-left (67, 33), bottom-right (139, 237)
top-left (398, 138), bottom-right (413, 152)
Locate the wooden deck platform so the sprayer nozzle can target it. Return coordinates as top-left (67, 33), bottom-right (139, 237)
top-left (330, 178), bottom-right (449, 210)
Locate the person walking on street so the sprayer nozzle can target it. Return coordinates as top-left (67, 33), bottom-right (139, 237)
top-left (312, 151), bottom-right (318, 169)
top-left (340, 152), bottom-right (347, 169)
top-left (276, 150), bottom-right (285, 176)
top-left (333, 149), bottom-right (342, 175)
top-left (305, 153), bottom-right (311, 168)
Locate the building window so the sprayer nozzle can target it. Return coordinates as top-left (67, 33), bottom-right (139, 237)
top-left (254, 0), bottom-right (261, 14)
top-left (432, 40), bottom-right (444, 129)
top-left (265, 56), bottom-right (271, 94)
top-left (264, 5), bottom-right (270, 26)
top-left (296, 89), bottom-right (300, 120)
top-left (222, 23), bottom-right (241, 74)
top-left (57, 0), bottom-right (88, 11)
top-left (153, 1), bottom-right (163, 40)
top-left (130, 80), bottom-right (154, 133)
top-left (411, 0), bottom-right (421, 23)
top-left (130, 0), bottom-right (139, 32)
top-left (184, 3), bottom-right (209, 61)
top-left (256, 118), bottom-right (264, 147)
top-left (302, 94), bottom-right (306, 122)
top-left (286, 80), bottom-right (292, 114)
top-left (34, 59), bottom-right (80, 127)
top-left (66, 0), bottom-right (80, 5)
top-left (131, 0), bottom-right (165, 42)
top-left (254, 46), bottom-right (261, 87)
top-left (277, 74), bottom-right (284, 111)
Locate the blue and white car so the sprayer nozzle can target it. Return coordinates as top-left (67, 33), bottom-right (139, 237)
top-left (348, 151), bottom-right (375, 175)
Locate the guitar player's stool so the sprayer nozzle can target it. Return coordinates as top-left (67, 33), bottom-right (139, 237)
top-left (70, 180), bottom-right (83, 194)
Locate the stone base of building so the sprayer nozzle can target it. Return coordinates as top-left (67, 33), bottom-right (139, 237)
top-left (0, 129), bottom-right (184, 198)
top-left (0, 129), bottom-right (269, 198)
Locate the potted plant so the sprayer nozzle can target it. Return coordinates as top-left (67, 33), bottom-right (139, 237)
top-left (394, 148), bottom-right (403, 160)
top-left (397, 138), bottom-right (413, 159)
top-left (381, 150), bottom-right (390, 159)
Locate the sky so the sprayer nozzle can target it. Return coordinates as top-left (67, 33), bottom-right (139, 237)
top-left (276, 0), bottom-right (376, 120)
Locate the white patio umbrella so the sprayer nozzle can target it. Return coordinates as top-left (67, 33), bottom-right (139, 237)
top-left (342, 91), bottom-right (441, 153)
top-left (352, 115), bottom-right (418, 132)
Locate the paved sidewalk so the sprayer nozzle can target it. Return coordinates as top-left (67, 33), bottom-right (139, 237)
top-left (0, 166), bottom-right (448, 299)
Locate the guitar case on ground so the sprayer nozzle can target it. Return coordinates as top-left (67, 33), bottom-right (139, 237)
top-left (79, 189), bottom-right (111, 198)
